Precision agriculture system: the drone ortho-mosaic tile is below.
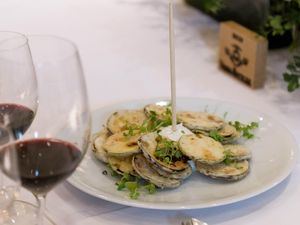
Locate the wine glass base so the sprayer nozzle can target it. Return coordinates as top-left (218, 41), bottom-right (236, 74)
top-left (2, 200), bottom-right (56, 225)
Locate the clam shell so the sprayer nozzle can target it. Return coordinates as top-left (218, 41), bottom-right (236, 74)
top-left (177, 111), bottom-right (224, 132)
top-left (107, 155), bottom-right (136, 176)
top-left (151, 163), bottom-right (193, 180)
top-left (102, 132), bottom-right (141, 157)
top-left (218, 123), bottom-right (237, 137)
top-left (179, 134), bottom-right (225, 165)
top-left (138, 132), bottom-right (189, 173)
top-left (218, 123), bottom-right (241, 144)
top-left (91, 128), bottom-right (110, 163)
top-left (195, 160), bottom-right (249, 181)
top-left (223, 144), bottom-right (251, 161)
top-left (132, 154), bottom-right (181, 189)
top-left (107, 110), bottom-right (146, 134)
top-left (144, 104), bottom-right (169, 119)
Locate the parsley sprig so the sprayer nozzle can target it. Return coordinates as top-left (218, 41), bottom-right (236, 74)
top-left (123, 109), bottom-right (172, 137)
top-left (223, 150), bottom-right (243, 169)
top-left (144, 183), bottom-right (156, 194)
top-left (229, 121), bottom-right (259, 139)
top-left (209, 130), bottom-right (224, 142)
top-left (154, 137), bottom-right (183, 164)
top-left (115, 173), bottom-right (157, 199)
top-left (223, 150), bottom-right (234, 165)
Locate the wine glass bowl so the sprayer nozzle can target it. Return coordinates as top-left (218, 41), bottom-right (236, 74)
top-left (0, 31), bottom-right (39, 224)
top-left (0, 31), bottom-right (37, 140)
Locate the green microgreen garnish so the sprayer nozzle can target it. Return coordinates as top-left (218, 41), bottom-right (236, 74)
top-left (116, 173), bottom-right (131, 190)
top-left (209, 130), bottom-right (224, 142)
top-left (154, 137), bottom-right (183, 164)
top-left (144, 183), bottom-right (157, 194)
top-left (125, 181), bottom-right (140, 199)
top-left (229, 121), bottom-right (259, 139)
top-left (223, 150), bottom-right (234, 165)
top-left (107, 164), bottom-right (119, 177)
top-left (123, 109), bottom-right (172, 137)
top-left (223, 111), bottom-right (228, 120)
top-left (114, 172), bottom-right (157, 199)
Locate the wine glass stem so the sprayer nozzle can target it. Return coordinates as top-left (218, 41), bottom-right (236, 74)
top-left (35, 194), bottom-right (46, 225)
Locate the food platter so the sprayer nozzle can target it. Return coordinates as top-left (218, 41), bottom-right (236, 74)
top-left (68, 98), bottom-right (298, 210)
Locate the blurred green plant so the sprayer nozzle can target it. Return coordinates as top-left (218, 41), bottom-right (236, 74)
top-left (264, 0), bottom-right (300, 37)
top-left (185, 0), bottom-right (224, 14)
top-left (200, 0), bottom-right (224, 14)
top-left (264, 0), bottom-right (300, 91)
top-left (283, 54), bottom-right (300, 92)
top-left (187, 0), bottom-right (300, 91)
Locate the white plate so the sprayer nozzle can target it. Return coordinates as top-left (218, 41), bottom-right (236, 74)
top-left (68, 98), bottom-right (298, 210)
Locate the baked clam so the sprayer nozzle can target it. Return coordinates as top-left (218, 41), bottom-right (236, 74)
top-left (217, 123), bottom-right (241, 144)
top-left (102, 132), bottom-right (141, 157)
top-left (223, 144), bottom-right (251, 161)
top-left (132, 154), bottom-right (181, 189)
top-left (151, 162), bottom-right (192, 180)
top-left (107, 110), bottom-right (146, 134)
top-left (177, 111), bottom-right (224, 133)
top-left (144, 103), bottom-right (170, 119)
top-left (138, 132), bottom-right (189, 173)
top-left (195, 160), bottom-right (249, 181)
top-left (107, 155), bottom-right (136, 176)
top-left (91, 128), bottom-right (110, 163)
top-left (179, 134), bottom-right (225, 165)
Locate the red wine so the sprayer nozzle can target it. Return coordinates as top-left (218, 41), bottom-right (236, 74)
top-left (1, 139), bottom-right (82, 195)
top-left (0, 103), bottom-right (34, 139)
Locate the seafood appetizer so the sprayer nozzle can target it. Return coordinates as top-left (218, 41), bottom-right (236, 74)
top-left (92, 103), bottom-right (258, 199)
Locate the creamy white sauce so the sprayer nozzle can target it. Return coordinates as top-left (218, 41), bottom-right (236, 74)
top-left (158, 124), bottom-right (193, 142)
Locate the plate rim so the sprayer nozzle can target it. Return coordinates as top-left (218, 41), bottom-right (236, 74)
top-left (68, 97), bottom-right (299, 210)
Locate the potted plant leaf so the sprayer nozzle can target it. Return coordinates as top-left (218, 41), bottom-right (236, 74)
top-left (265, 0), bottom-right (300, 91)
top-left (284, 54), bottom-right (300, 92)
top-left (185, 0), bottom-right (268, 33)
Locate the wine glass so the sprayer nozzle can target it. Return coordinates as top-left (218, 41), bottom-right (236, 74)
top-left (10, 35), bottom-right (90, 225)
top-left (0, 31), bottom-right (39, 222)
top-left (0, 31), bottom-right (38, 139)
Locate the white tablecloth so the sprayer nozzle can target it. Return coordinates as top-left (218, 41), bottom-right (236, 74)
top-left (1, 0), bottom-right (299, 224)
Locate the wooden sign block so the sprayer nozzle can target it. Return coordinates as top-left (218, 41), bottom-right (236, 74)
top-left (219, 21), bottom-right (268, 89)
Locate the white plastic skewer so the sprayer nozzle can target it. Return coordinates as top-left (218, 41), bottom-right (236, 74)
top-left (169, 0), bottom-right (177, 131)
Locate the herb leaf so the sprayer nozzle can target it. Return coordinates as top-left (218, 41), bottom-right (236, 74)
top-left (114, 173), bottom-right (157, 199)
top-left (209, 130), bottom-right (224, 142)
top-left (123, 108), bottom-right (172, 137)
top-left (116, 173), bottom-right (131, 190)
top-left (154, 137), bottom-right (183, 164)
top-left (125, 181), bottom-right (140, 199)
top-left (144, 183), bottom-right (156, 194)
top-left (223, 150), bottom-right (234, 165)
top-left (229, 121), bottom-right (259, 139)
